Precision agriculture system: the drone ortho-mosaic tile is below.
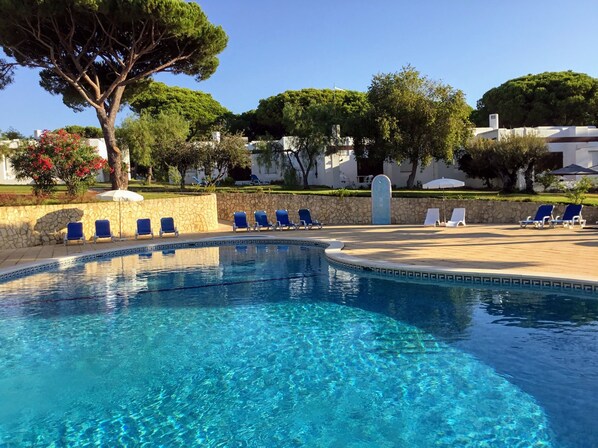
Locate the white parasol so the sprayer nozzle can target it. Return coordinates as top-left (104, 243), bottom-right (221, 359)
top-left (96, 189), bottom-right (144, 239)
top-left (422, 178), bottom-right (465, 222)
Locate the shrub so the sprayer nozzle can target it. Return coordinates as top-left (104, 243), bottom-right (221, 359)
top-left (560, 177), bottom-right (593, 204)
top-left (535, 171), bottom-right (559, 192)
top-left (10, 130), bottom-right (106, 196)
top-left (167, 166), bottom-right (182, 187)
top-left (221, 176), bottom-right (235, 187)
top-left (336, 188), bottom-right (351, 199)
top-left (282, 168), bottom-right (299, 188)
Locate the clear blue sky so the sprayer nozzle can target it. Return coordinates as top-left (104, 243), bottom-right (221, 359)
top-left (1, 0), bottom-right (597, 136)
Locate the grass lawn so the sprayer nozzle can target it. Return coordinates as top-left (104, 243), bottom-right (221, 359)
top-left (1, 182), bottom-right (597, 206)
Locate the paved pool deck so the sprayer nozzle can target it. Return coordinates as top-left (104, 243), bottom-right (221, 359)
top-left (1, 222), bottom-right (597, 284)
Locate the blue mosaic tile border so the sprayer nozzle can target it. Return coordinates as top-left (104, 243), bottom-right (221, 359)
top-left (0, 239), bottom-right (327, 283)
top-left (326, 258), bottom-right (598, 295)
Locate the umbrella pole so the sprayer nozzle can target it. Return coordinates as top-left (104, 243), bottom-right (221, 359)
top-left (119, 200), bottom-right (122, 240)
top-left (442, 188), bottom-right (446, 223)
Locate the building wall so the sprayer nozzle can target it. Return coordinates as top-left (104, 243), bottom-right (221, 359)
top-left (247, 123), bottom-right (598, 189)
top-left (0, 140), bottom-right (29, 185)
top-left (217, 192), bottom-right (598, 226)
top-left (0, 195), bottom-right (218, 249)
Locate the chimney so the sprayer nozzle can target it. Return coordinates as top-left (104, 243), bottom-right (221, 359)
top-left (33, 130), bottom-right (43, 139)
top-left (489, 114), bottom-right (499, 130)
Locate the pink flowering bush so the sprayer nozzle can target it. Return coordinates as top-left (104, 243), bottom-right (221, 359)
top-left (11, 129), bottom-right (106, 196)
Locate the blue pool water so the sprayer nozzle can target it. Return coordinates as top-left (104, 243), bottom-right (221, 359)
top-left (0, 244), bottom-right (597, 447)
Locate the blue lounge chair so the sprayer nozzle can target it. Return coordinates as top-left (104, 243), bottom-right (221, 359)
top-left (250, 174), bottom-right (269, 185)
top-left (233, 211), bottom-right (252, 232)
top-left (159, 217), bottom-right (179, 237)
top-left (94, 219), bottom-right (114, 243)
top-left (519, 205), bottom-right (554, 228)
top-left (64, 222), bottom-right (85, 245)
top-left (550, 204), bottom-right (586, 228)
top-left (254, 210), bottom-right (274, 231)
top-left (275, 209), bottom-right (298, 230)
top-left (298, 208), bottom-right (323, 230)
top-left (135, 218), bottom-right (154, 239)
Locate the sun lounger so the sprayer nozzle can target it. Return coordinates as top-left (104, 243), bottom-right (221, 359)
top-left (550, 204), bottom-right (586, 228)
top-left (254, 210), bottom-right (275, 231)
top-left (275, 209), bottom-right (298, 230)
top-left (94, 219), bottom-right (115, 243)
top-left (424, 208), bottom-right (441, 226)
top-left (233, 211), bottom-right (252, 232)
top-left (446, 208), bottom-right (466, 227)
top-left (250, 174), bottom-right (269, 185)
top-left (64, 222), bottom-right (85, 245)
top-left (159, 217), bottom-right (179, 237)
top-left (135, 218), bottom-right (154, 239)
top-left (519, 205), bottom-right (554, 228)
top-left (298, 208), bottom-right (323, 230)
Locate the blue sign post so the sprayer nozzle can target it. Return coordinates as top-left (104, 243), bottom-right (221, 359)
top-left (371, 174), bottom-right (392, 224)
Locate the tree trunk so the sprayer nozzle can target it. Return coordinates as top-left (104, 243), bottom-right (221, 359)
top-left (147, 166), bottom-right (153, 185)
top-left (290, 152), bottom-right (310, 189)
top-left (302, 172), bottom-right (310, 189)
top-left (97, 111), bottom-right (128, 190)
top-left (178, 166), bottom-right (187, 191)
top-left (524, 164), bottom-right (535, 193)
top-left (406, 160), bottom-right (418, 188)
top-left (499, 170), bottom-right (518, 193)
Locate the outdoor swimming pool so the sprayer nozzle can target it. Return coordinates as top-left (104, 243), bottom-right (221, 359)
top-left (0, 243), bottom-right (596, 447)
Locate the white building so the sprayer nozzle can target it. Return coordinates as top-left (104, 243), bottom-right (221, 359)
top-left (249, 136), bottom-right (374, 188)
top-left (249, 115), bottom-right (598, 188)
top-left (0, 139), bottom-right (23, 185)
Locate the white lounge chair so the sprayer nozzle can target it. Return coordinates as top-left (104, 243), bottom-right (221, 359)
top-left (424, 208), bottom-right (441, 226)
top-left (446, 208), bottom-right (466, 227)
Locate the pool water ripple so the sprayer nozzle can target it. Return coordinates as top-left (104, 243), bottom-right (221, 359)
top-left (0, 245), bottom-right (596, 447)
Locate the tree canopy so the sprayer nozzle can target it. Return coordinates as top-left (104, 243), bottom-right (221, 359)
top-left (257, 102), bottom-right (339, 189)
top-left (253, 88), bottom-right (368, 139)
top-left (1, 127), bottom-right (25, 140)
top-left (149, 112), bottom-right (196, 190)
top-left (196, 132), bottom-right (250, 186)
top-left (459, 133), bottom-right (548, 193)
top-left (129, 81), bottom-right (230, 138)
top-left (62, 125), bottom-right (104, 138)
top-left (472, 71), bottom-right (598, 127)
top-left (117, 113), bottom-right (158, 182)
top-left (357, 66), bottom-right (472, 188)
top-left (0, 0), bottom-right (227, 189)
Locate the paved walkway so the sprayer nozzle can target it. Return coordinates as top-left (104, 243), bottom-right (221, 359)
top-left (1, 223), bottom-right (597, 282)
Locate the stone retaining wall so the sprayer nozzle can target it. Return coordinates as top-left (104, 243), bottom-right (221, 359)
top-left (0, 195), bottom-right (218, 249)
top-left (216, 192), bottom-right (598, 226)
